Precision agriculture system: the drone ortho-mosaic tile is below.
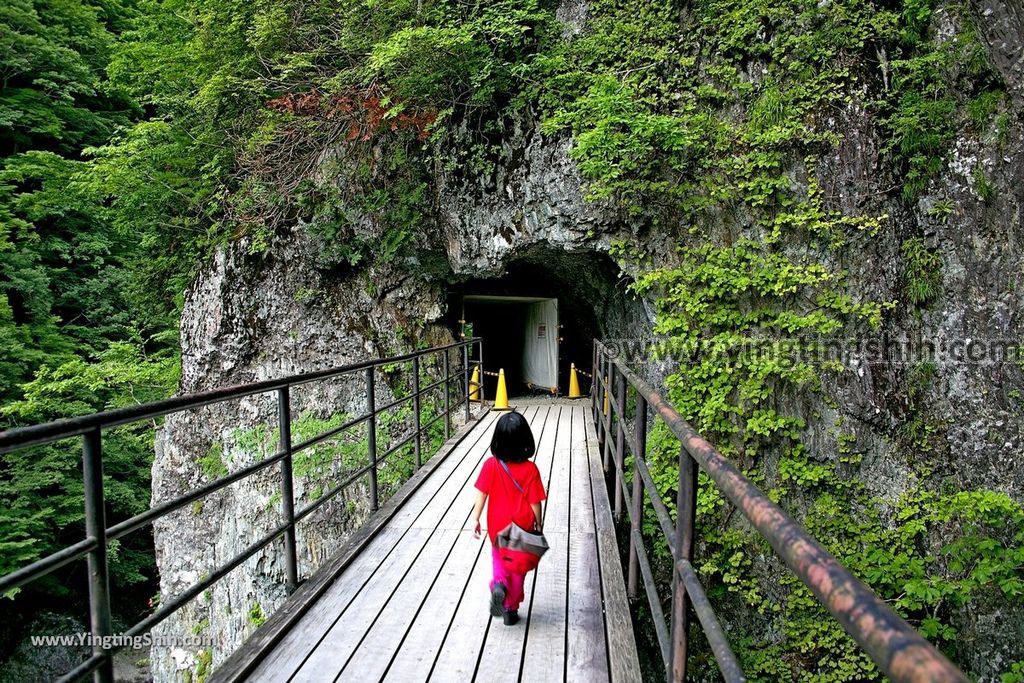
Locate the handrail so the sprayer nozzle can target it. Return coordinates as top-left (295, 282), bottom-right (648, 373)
top-left (591, 340), bottom-right (968, 683)
top-left (0, 338), bottom-right (483, 683)
top-left (0, 339), bottom-right (479, 453)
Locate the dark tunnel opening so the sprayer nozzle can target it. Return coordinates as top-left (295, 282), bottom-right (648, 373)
top-left (443, 247), bottom-right (649, 399)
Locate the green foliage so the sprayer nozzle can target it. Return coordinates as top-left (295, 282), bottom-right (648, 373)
top-left (626, 221), bottom-right (1018, 678)
top-left (631, 238), bottom-right (882, 458)
top-left (907, 360), bottom-right (937, 405)
top-left (0, 0), bottom-right (185, 625)
top-left (968, 89), bottom-right (1007, 131)
top-left (1, 150), bottom-right (134, 396)
top-left (535, 0), bottom-right (895, 220)
top-left (247, 601), bottom-right (265, 628)
top-left (663, 443), bottom-right (1024, 681)
top-left (539, 0), bottom-right (1021, 678)
top-left (884, 56), bottom-right (956, 199)
top-left (973, 164), bottom-right (996, 202)
top-left (0, 0), bottom-right (134, 156)
top-left (99, 0), bottom-right (557, 261)
top-left (194, 648), bottom-right (213, 683)
top-left (202, 386), bottom-right (450, 513)
top-left (293, 287), bottom-right (317, 304)
top-left (3, 340), bottom-right (178, 419)
top-left (536, 0), bottom-right (1003, 214)
top-left (198, 442), bottom-right (227, 481)
top-left (289, 413), bottom-right (367, 490)
top-left (927, 198), bottom-right (954, 221)
top-left (0, 341), bottom-right (177, 594)
top-left (296, 160), bottom-right (428, 269)
top-left (83, 118), bottom-right (222, 330)
top-left (1004, 661), bottom-right (1024, 683)
top-left (882, 4), bottom-right (1003, 199)
top-left (191, 617), bottom-right (209, 635)
top-left (901, 237), bottom-right (943, 306)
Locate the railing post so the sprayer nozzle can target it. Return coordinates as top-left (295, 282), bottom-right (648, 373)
top-left (442, 350), bottom-right (451, 440)
top-left (601, 365), bottom-right (613, 474)
top-left (277, 387), bottom-right (299, 592)
top-left (462, 343), bottom-right (471, 422)
top-left (670, 443), bottom-right (698, 683)
top-left (412, 356), bottom-right (422, 468)
top-left (82, 428), bottom-right (113, 683)
top-left (477, 339), bottom-right (486, 404)
top-left (595, 345), bottom-right (605, 443)
top-left (366, 366), bottom-right (378, 512)
top-left (613, 367), bottom-right (626, 520)
top-left (627, 393), bottom-right (648, 600)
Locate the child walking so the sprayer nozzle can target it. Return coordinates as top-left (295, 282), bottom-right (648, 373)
top-left (471, 411), bottom-right (546, 625)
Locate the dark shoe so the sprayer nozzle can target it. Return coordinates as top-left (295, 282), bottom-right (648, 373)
top-left (503, 609), bottom-right (519, 626)
top-left (489, 584), bottom-right (506, 617)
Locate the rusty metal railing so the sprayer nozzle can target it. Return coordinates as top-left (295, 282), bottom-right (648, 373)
top-left (591, 340), bottom-right (968, 683)
top-left (0, 339), bottom-right (482, 683)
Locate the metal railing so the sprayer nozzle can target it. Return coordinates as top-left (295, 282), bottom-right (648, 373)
top-left (0, 338), bottom-right (482, 683)
top-left (591, 340), bottom-right (968, 683)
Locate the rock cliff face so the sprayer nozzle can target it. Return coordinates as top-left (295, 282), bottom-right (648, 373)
top-left (808, 0), bottom-right (1024, 503)
top-left (147, 95), bottom-right (653, 683)
top-left (975, 0), bottom-right (1024, 106)
top-left (151, 1), bottom-right (1024, 680)
top-left (148, 235), bottom-right (460, 680)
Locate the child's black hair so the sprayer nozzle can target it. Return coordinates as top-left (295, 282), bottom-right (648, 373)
top-left (490, 411), bottom-right (535, 463)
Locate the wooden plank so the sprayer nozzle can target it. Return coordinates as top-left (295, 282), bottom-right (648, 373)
top-left (472, 405), bottom-right (562, 683)
top-left (427, 405), bottom-right (556, 682)
top-left (585, 408), bottom-right (642, 683)
top-left (276, 527), bottom-right (435, 682)
top-left (422, 535), bottom-right (493, 683)
top-left (288, 404), bottom-right (531, 680)
top-left (210, 408), bottom-right (492, 683)
top-left (246, 412), bottom-right (499, 680)
top-left (568, 406), bottom-right (596, 534)
top-left (379, 531), bottom-right (488, 680)
top-left (517, 405), bottom-right (573, 682)
top-left (336, 527), bottom-right (463, 680)
top-left (338, 406), bottom-right (543, 680)
top-left (289, 413), bottom-right (506, 681)
top-left (220, 400), bottom-right (643, 683)
top-left (381, 405), bottom-right (544, 681)
top-left (566, 405), bottom-right (609, 681)
top-left (240, 410), bottom-right (501, 681)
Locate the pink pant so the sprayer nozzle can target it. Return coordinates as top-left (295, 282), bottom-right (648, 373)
top-left (490, 545), bottom-right (526, 610)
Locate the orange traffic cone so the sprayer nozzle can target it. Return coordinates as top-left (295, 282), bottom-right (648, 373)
top-left (492, 368), bottom-right (510, 411)
top-left (568, 363), bottom-right (584, 399)
top-left (469, 366), bottom-right (480, 402)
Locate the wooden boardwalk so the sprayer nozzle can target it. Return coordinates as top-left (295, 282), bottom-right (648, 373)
top-left (215, 399), bottom-right (640, 683)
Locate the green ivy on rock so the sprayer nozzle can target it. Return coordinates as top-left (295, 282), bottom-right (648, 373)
top-left (534, 0), bottom-right (1023, 678)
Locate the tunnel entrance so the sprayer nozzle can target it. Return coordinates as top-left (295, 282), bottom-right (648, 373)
top-left (463, 295), bottom-right (559, 396)
top-left (445, 247), bottom-right (650, 399)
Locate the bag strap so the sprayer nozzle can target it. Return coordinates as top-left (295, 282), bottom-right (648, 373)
top-left (498, 459), bottom-right (525, 495)
top-left (498, 459), bottom-right (544, 530)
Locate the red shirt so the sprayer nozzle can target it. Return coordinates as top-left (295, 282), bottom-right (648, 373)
top-left (474, 456), bottom-right (547, 544)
